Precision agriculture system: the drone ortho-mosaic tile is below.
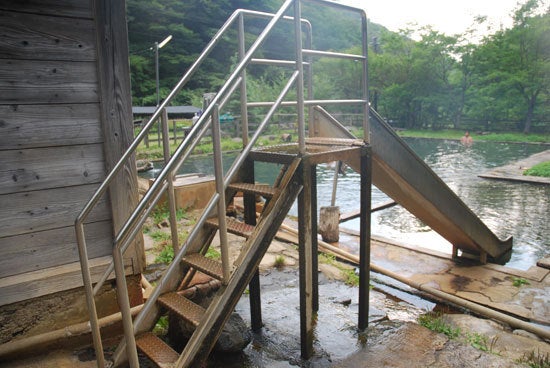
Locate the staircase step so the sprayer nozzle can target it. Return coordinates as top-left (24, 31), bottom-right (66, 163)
top-left (206, 217), bottom-right (255, 238)
top-left (158, 292), bottom-right (205, 327)
top-left (248, 145), bottom-right (297, 164)
top-left (183, 253), bottom-right (223, 280)
top-left (229, 182), bottom-right (277, 198)
top-left (136, 332), bottom-right (178, 368)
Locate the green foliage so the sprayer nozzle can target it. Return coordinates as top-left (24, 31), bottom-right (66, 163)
top-left (417, 312), bottom-right (461, 339)
top-left (155, 244), bottom-right (174, 264)
top-left (205, 247), bottom-right (221, 260)
top-left (395, 129), bottom-right (550, 143)
top-left (518, 350), bottom-right (550, 368)
top-left (512, 277), bottom-right (531, 287)
top-left (524, 161), bottom-right (550, 178)
top-left (149, 230), bottom-right (171, 243)
top-left (127, 0), bottom-right (549, 134)
top-left (153, 315), bottom-right (169, 336)
top-left (274, 255), bottom-right (286, 269)
top-left (465, 332), bottom-right (490, 352)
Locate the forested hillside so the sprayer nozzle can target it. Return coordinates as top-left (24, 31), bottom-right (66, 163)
top-left (127, 0), bottom-right (549, 133)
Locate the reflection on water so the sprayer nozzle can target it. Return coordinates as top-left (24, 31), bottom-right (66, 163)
top-left (142, 139), bottom-right (549, 270)
top-left (317, 138), bottom-right (549, 270)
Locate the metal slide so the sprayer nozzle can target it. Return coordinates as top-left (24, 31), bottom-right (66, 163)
top-left (312, 106), bottom-right (513, 264)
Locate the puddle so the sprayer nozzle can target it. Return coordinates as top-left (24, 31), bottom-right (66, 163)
top-left (207, 268), bottom-right (430, 367)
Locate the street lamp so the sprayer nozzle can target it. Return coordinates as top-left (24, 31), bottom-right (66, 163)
top-left (155, 35), bottom-right (172, 106)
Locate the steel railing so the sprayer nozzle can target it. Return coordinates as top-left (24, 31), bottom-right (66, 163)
top-left (75, 1), bottom-right (370, 366)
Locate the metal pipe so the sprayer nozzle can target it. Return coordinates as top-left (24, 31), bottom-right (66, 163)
top-left (92, 180), bottom-right (168, 296)
top-left (212, 105), bottom-right (230, 282)
top-left (294, 0), bottom-right (306, 154)
top-left (361, 11), bottom-right (370, 143)
top-left (250, 58), bottom-right (310, 67)
top-left (279, 221), bottom-right (550, 340)
top-left (0, 305), bottom-right (144, 360)
top-left (247, 99), bottom-right (367, 108)
top-left (161, 108), bottom-right (180, 252)
top-left (302, 48), bottom-right (365, 60)
top-left (112, 246), bottom-right (139, 367)
top-left (330, 161), bottom-right (339, 207)
top-left (74, 221), bottom-right (105, 368)
top-left (223, 71), bottom-right (300, 184)
top-left (238, 14), bottom-right (249, 146)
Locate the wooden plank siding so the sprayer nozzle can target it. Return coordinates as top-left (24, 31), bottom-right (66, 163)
top-left (0, 10), bottom-right (96, 61)
top-left (0, 104), bottom-right (103, 150)
top-left (0, 184), bottom-right (112, 238)
top-left (0, 0), bottom-right (93, 19)
top-left (0, 220), bottom-right (113, 279)
top-left (0, 59), bottom-right (98, 105)
top-left (0, 144), bottom-right (106, 194)
top-left (0, 0), bottom-right (142, 306)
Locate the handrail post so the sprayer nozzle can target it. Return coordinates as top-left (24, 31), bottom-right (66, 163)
top-left (294, 0), bottom-right (306, 154)
top-left (212, 105), bottom-right (230, 282)
top-left (361, 12), bottom-right (370, 143)
top-left (75, 221), bottom-right (105, 368)
top-left (161, 107), bottom-right (180, 252)
top-left (238, 13), bottom-right (249, 146)
top-left (112, 245), bottom-right (139, 367)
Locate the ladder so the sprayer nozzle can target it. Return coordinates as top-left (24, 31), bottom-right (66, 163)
top-left (75, 1), bottom-right (372, 367)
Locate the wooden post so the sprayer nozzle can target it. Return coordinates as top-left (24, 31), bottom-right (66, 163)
top-left (298, 159), bottom-right (314, 359)
top-left (319, 206), bottom-right (340, 242)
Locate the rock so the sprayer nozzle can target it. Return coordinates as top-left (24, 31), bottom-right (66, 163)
top-left (214, 312), bottom-right (252, 353)
top-left (512, 329), bottom-right (542, 341)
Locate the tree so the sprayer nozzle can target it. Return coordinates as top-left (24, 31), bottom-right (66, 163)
top-left (470, 0), bottom-right (549, 133)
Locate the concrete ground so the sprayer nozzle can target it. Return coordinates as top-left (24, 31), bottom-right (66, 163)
top-left (479, 149), bottom-right (550, 184)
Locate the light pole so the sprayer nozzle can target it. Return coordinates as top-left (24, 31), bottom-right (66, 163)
top-left (155, 35), bottom-right (172, 106)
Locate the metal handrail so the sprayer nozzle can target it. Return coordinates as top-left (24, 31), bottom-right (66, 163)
top-left (75, 0), bottom-right (369, 366)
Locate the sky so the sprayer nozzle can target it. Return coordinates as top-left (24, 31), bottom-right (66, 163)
top-left (340, 0), bottom-right (545, 37)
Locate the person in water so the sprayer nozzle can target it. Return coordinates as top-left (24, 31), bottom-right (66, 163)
top-left (461, 131), bottom-right (473, 146)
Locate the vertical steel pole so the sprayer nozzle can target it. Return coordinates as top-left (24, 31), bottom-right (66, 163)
top-left (238, 13), bottom-right (249, 146)
top-left (75, 222), bottom-right (106, 368)
top-left (161, 108), bottom-right (180, 252)
top-left (361, 12), bottom-right (370, 143)
top-left (113, 246), bottom-right (139, 367)
top-left (212, 105), bottom-right (230, 282)
top-left (155, 41), bottom-right (160, 107)
top-left (358, 145), bottom-right (372, 330)
top-left (294, 0), bottom-right (306, 154)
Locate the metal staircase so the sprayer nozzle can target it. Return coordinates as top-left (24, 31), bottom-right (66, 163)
top-left (75, 1), bottom-right (371, 367)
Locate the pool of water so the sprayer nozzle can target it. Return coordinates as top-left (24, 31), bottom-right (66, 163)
top-left (142, 138), bottom-right (549, 270)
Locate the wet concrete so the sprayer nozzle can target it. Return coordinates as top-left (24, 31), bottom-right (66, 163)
top-left (479, 149), bottom-right (550, 184)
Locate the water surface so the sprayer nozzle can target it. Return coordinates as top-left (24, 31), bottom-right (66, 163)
top-left (143, 139), bottom-right (549, 270)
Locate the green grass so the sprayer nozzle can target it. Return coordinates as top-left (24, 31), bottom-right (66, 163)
top-left (417, 312), bottom-right (461, 339)
top-left (274, 255), bottom-right (286, 269)
top-left (205, 247), bottom-right (221, 260)
top-left (517, 350), bottom-right (550, 368)
top-left (395, 129), bottom-right (550, 143)
top-left (155, 244), bottom-right (174, 264)
top-left (512, 277), bottom-right (530, 287)
top-left (524, 161), bottom-right (550, 178)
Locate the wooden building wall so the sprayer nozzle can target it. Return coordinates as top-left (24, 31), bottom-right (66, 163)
top-left (0, 0), bottom-right (142, 307)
